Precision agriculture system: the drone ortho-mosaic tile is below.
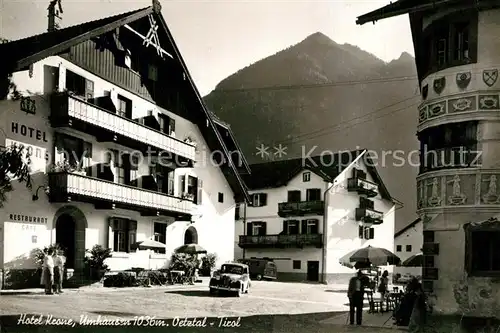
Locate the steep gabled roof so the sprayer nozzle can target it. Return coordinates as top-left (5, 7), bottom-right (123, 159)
top-left (242, 150), bottom-right (393, 201)
top-left (394, 217), bottom-right (421, 238)
top-left (0, 2), bottom-right (250, 203)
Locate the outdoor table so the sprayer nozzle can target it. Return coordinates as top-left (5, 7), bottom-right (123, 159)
top-left (170, 270), bottom-right (185, 284)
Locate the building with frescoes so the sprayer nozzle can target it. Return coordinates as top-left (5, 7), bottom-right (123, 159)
top-left (0, 0), bottom-right (250, 288)
top-left (234, 150), bottom-right (396, 283)
top-left (358, 0), bottom-right (500, 320)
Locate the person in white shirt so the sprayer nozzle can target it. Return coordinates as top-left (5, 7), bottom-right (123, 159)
top-left (41, 250), bottom-right (55, 295)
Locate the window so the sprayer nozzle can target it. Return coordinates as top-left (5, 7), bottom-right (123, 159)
top-left (187, 176), bottom-right (197, 198)
top-left (306, 188), bottom-right (321, 201)
top-left (252, 193), bottom-right (267, 207)
top-left (467, 230), bottom-right (500, 276)
top-left (293, 260), bottom-right (301, 269)
top-left (360, 197), bottom-right (374, 210)
top-left (218, 192), bottom-right (224, 203)
top-left (406, 245), bottom-right (412, 252)
top-left (420, 11), bottom-right (477, 76)
top-left (396, 245), bottom-right (402, 252)
top-left (419, 121), bottom-right (478, 173)
top-left (287, 190), bottom-right (301, 202)
top-left (150, 165), bottom-right (174, 195)
top-left (283, 220), bottom-right (299, 235)
top-left (359, 226), bottom-right (374, 239)
top-left (66, 70), bottom-right (93, 99)
top-left (158, 114), bottom-right (176, 136)
top-left (153, 222), bottom-right (167, 253)
top-left (112, 150), bottom-right (138, 185)
top-left (180, 175), bottom-right (202, 204)
top-left (303, 172), bottom-right (310, 182)
top-left (301, 219), bottom-right (319, 234)
top-left (117, 95), bottom-right (132, 118)
top-left (148, 64), bottom-right (158, 81)
top-left (111, 218), bottom-right (137, 253)
top-left (247, 222), bottom-right (266, 236)
top-left (54, 133), bottom-right (92, 175)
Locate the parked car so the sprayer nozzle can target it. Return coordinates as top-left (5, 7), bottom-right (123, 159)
top-left (237, 259), bottom-right (277, 281)
top-left (209, 263), bottom-right (251, 297)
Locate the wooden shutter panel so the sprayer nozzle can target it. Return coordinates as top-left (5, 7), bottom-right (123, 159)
top-left (167, 171), bottom-right (174, 195)
top-left (261, 222), bottom-right (267, 236)
top-left (179, 175), bottom-right (186, 195)
top-left (261, 193), bottom-right (267, 206)
top-left (197, 179), bottom-right (203, 204)
top-left (283, 221), bottom-right (289, 235)
top-left (369, 228), bottom-right (375, 239)
top-left (85, 79), bottom-right (94, 100)
top-left (301, 220), bottom-right (307, 234)
top-left (359, 226), bottom-right (364, 238)
top-left (247, 222), bottom-right (253, 236)
top-left (169, 117), bottom-right (176, 135)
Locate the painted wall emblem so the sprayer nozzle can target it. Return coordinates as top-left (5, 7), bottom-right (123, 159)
top-left (20, 97), bottom-right (36, 115)
top-left (452, 98), bottom-right (472, 112)
top-left (456, 72), bottom-right (471, 89)
top-left (482, 175), bottom-right (499, 204)
top-left (421, 84), bottom-right (428, 100)
top-left (482, 69), bottom-right (498, 87)
top-left (447, 175), bottom-right (467, 205)
top-left (433, 77), bottom-right (446, 94)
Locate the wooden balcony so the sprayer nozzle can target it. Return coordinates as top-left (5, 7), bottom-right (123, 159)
top-left (277, 200), bottom-right (324, 217)
top-left (238, 233), bottom-right (323, 249)
top-left (347, 177), bottom-right (378, 197)
top-left (355, 207), bottom-right (383, 225)
top-left (48, 172), bottom-right (193, 219)
top-left (50, 93), bottom-right (196, 166)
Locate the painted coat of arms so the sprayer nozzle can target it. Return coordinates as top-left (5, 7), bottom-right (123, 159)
top-left (456, 72), bottom-right (471, 89)
top-left (433, 77), bottom-right (446, 94)
top-left (483, 69), bottom-right (498, 87)
top-left (421, 84), bottom-right (428, 100)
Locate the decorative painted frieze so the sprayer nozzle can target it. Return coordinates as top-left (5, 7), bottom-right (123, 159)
top-left (418, 106), bottom-right (428, 123)
top-left (478, 95), bottom-right (499, 110)
top-left (481, 174), bottom-right (500, 204)
top-left (426, 177), bottom-right (442, 207)
top-left (456, 72), bottom-right (471, 89)
top-left (446, 174), bottom-right (470, 205)
top-left (448, 96), bottom-right (476, 113)
top-left (433, 77), bottom-right (446, 94)
top-left (428, 102), bottom-right (446, 118)
top-left (482, 69), bottom-right (498, 87)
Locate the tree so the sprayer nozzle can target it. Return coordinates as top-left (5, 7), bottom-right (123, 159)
top-left (0, 145), bottom-right (32, 207)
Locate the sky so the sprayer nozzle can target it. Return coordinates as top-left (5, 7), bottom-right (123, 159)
top-left (0, 0), bottom-right (414, 96)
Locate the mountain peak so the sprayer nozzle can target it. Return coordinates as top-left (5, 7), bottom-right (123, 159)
top-left (398, 51), bottom-right (414, 61)
top-left (301, 32), bottom-right (335, 45)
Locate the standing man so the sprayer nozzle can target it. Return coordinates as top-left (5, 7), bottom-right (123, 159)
top-left (347, 270), bottom-right (365, 325)
top-left (42, 249), bottom-right (55, 295)
top-left (53, 250), bottom-right (65, 294)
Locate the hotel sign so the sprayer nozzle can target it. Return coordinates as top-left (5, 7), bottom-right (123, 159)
top-left (9, 214), bottom-right (48, 224)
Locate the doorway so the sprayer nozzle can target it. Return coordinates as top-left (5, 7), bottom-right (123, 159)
top-left (56, 214), bottom-right (76, 269)
top-left (184, 226), bottom-right (198, 245)
top-left (307, 261), bottom-right (320, 282)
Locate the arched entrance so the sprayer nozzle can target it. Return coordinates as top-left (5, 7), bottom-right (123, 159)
top-left (184, 226), bottom-right (198, 245)
top-left (56, 214), bottom-right (76, 268)
top-left (52, 206), bottom-right (87, 272)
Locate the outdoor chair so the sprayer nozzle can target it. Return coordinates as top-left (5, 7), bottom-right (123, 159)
top-left (365, 290), bottom-right (380, 313)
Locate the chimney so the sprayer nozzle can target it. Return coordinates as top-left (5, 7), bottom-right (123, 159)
top-left (48, 0), bottom-right (63, 32)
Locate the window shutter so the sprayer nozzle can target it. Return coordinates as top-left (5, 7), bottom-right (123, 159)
top-left (312, 219), bottom-right (319, 234)
top-left (83, 141), bottom-right (92, 158)
top-left (247, 222), bottom-right (253, 236)
top-left (85, 79), bottom-right (94, 100)
top-left (169, 117), bottom-right (176, 135)
top-left (369, 228), bottom-right (375, 239)
top-left (359, 226), bottom-right (364, 239)
top-left (167, 171), bottom-right (175, 195)
top-left (301, 220), bottom-right (307, 234)
top-left (179, 175), bottom-right (186, 195)
top-left (197, 179), bottom-right (203, 204)
top-left (261, 222), bottom-right (267, 236)
top-left (283, 221), bottom-right (289, 235)
top-left (261, 193), bottom-right (267, 206)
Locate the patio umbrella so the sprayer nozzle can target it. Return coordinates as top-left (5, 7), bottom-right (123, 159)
top-left (401, 253), bottom-right (423, 267)
top-left (131, 239), bottom-right (166, 250)
top-left (340, 246), bottom-right (400, 267)
top-left (174, 243), bottom-right (207, 255)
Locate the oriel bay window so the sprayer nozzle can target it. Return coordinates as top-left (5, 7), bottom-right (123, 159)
top-left (418, 121), bottom-right (478, 173)
top-left (246, 221), bottom-right (267, 236)
top-left (54, 132), bottom-right (92, 175)
top-left (420, 10), bottom-right (477, 76)
top-left (110, 218), bottom-right (137, 253)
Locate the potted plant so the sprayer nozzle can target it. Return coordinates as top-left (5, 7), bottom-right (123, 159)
top-left (49, 160), bottom-right (86, 175)
top-left (84, 245), bottom-right (112, 281)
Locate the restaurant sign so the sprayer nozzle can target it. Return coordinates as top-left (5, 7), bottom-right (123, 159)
top-left (9, 214), bottom-right (48, 224)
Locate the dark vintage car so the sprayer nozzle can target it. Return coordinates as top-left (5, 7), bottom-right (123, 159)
top-left (237, 258), bottom-right (277, 281)
top-left (209, 263), bottom-right (251, 297)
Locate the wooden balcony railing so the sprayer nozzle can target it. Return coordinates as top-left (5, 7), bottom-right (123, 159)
top-left (347, 177), bottom-right (378, 198)
top-left (48, 172), bottom-right (193, 216)
top-left (355, 207), bottom-right (383, 225)
top-left (51, 93), bottom-right (196, 163)
top-left (277, 200), bottom-right (324, 217)
top-left (238, 233), bottom-right (323, 248)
